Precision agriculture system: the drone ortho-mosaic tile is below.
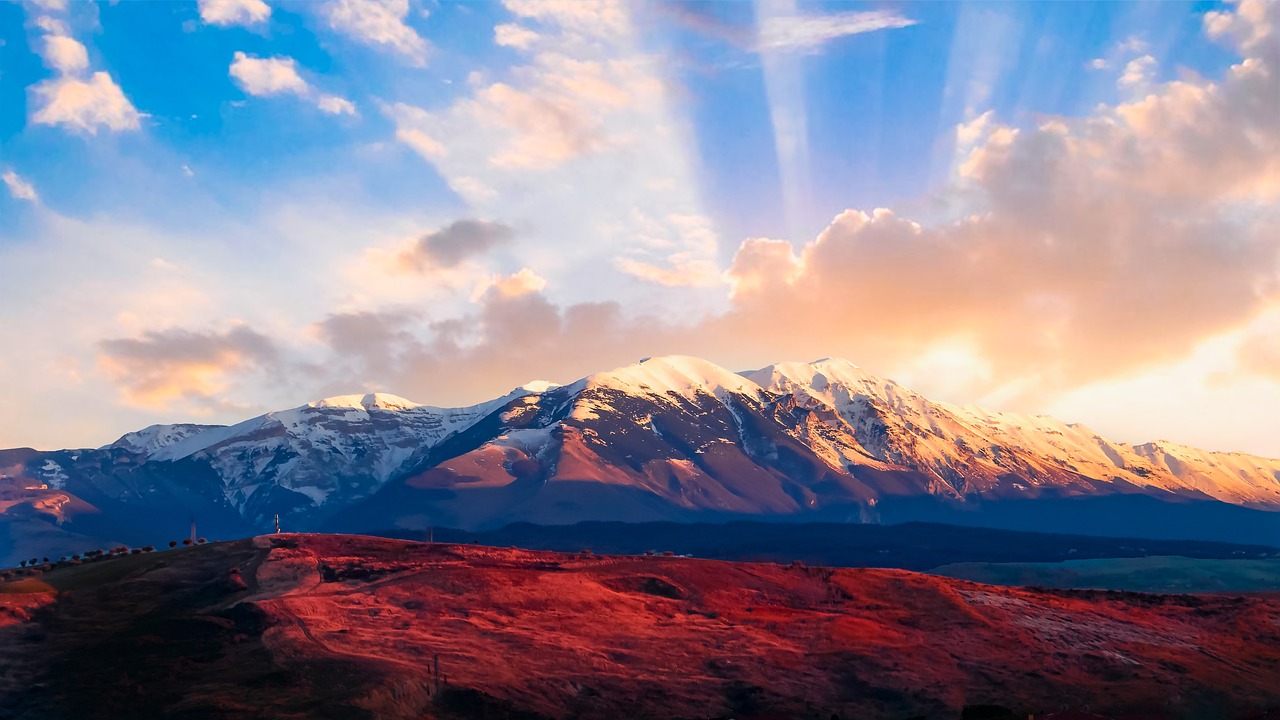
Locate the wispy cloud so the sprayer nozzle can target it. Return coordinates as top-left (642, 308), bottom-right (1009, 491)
top-left (2, 170), bottom-right (39, 202)
top-left (756, 9), bottom-right (916, 53)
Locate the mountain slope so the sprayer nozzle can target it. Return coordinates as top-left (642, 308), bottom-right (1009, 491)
top-left (4, 534), bottom-right (1280, 719)
top-left (3, 356), bottom-right (1279, 561)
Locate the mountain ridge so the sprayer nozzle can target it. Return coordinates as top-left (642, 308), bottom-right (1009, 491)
top-left (2, 355), bottom-right (1278, 563)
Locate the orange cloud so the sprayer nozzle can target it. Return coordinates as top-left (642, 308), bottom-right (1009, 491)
top-left (97, 327), bottom-right (278, 411)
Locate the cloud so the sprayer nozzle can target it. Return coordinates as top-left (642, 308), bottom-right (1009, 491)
top-left (198, 0), bottom-right (271, 27)
top-left (494, 23), bottom-right (538, 50)
top-left (2, 171), bottom-right (39, 202)
top-left (756, 9), bottom-right (916, 53)
top-left (613, 212), bottom-right (723, 287)
top-left (40, 34), bottom-right (88, 74)
top-left (383, 1), bottom-right (720, 294)
top-left (1118, 54), bottom-right (1156, 91)
top-left (229, 52), bottom-right (309, 96)
top-left (327, 0), bottom-right (428, 65)
top-left (476, 267), bottom-right (547, 299)
top-left (229, 52), bottom-right (356, 115)
top-left (325, 0), bottom-right (1280, 421)
top-left (98, 326), bottom-right (279, 410)
top-left (503, 0), bottom-right (628, 37)
top-left (383, 102), bottom-right (447, 160)
top-left (31, 72), bottom-right (142, 134)
top-left (399, 219), bottom-right (515, 271)
top-left (317, 94), bottom-right (357, 115)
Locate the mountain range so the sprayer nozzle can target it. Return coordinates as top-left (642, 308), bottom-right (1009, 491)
top-left (3, 355), bottom-right (1279, 563)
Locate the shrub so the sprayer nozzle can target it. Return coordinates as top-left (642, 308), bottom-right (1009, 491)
top-left (130, 548), bottom-right (142, 555)
top-left (142, 546), bottom-right (155, 553)
top-left (17, 561), bottom-right (25, 568)
top-left (169, 541), bottom-right (178, 548)
top-left (197, 538), bottom-right (207, 544)
top-left (182, 539), bottom-right (193, 546)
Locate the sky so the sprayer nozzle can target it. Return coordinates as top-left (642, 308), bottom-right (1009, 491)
top-left (1, 0), bottom-right (1278, 457)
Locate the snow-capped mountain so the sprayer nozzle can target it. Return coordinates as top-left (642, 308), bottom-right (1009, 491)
top-left (3, 356), bottom-right (1279, 563)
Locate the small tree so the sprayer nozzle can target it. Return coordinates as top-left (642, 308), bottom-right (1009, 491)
top-left (18, 560), bottom-right (26, 568)
top-left (169, 541), bottom-right (178, 549)
top-left (197, 538), bottom-right (207, 544)
top-left (182, 538), bottom-right (193, 546)
top-left (142, 546), bottom-right (155, 553)
top-left (42, 557), bottom-right (49, 563)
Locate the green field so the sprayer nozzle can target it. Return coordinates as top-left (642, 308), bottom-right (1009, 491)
top-left (931, 556), bottom-right (1280, 593)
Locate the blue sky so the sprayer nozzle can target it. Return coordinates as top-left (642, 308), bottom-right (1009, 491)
top-left (2, 0), bottom-right (1279, 457)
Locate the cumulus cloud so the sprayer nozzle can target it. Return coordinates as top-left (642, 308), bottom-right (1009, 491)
top-left (327, 0), bottom-right (428, 65)
top-left (2, 171), bottom-right (38, 202)
top-left (31, 72), bottom-right (142, 133)
top-left (494, 23), bottom-right (538, 50)
top-left (229, 52), bottom-right (356, 115)
top-left (198, 0), bottom-right (271, 27)
top-left (398, 219), bottom-right (515, 271)
top-left (40, 34), bottom-right (88, 74)
top-left (98, 326), bottom-right (279, 410)
top-left (756, 9), bottom-right (916, 53)
top-left (229, 52), bottom-right (309, 95)
top-left (24, 0), bottom-right (142, 135)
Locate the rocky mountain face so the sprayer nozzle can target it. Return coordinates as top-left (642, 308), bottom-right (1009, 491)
top-left (3, 356), bottom-right (1279, 562)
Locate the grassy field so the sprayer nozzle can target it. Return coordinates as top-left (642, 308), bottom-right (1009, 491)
top-left (932, 555), bottom-right (1280, 592)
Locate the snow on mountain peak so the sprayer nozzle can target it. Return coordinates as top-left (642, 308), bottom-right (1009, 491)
top-left (308, 392), bottom-right (421, 412)
top-left (584, 355), bottom-right (762, 400)
top-left (105, 423), bottom-right (222, 455)
top-left (518, 380), bottom-right (560, 393)
top-left (744, 358), bottom-right (883, 394)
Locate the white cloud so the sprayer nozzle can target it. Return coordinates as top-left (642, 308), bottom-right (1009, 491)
top-left (756, 9), bottom-right (916, 53)
top-left (198, 0), bottom-right (271, 27)
top-left (317, 94), bottom-right (357, 115)
top-left (1118, 54), bottom-right (1156, 90)
top-left (327, 0), bottom-right (428, 65)
top-left (229, 52), bottom-right (309, 96)
top-left (31, 72), bottom-right (141, 134)
top-left (383, 102), bottom-right (447, 160)
top-left (1088, 58), bottom-right (1108, 70)
top-left (494, 23), bottom-right (538, 50)
top-left (229, 53), bottom-right (355, 116)
top-left (34, 16), bottom-right (69, 35)
top-left (40, 35), bottom-right (88, 74)
top-left (3, 171), bottom-right (38, 202)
